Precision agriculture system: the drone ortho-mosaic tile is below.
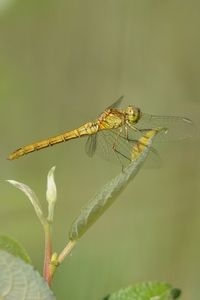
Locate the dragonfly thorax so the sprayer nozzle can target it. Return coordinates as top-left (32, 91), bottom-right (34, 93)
top-left (125, 106), bottom-right (141, 125)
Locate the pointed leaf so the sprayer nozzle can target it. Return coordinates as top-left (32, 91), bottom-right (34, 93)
top-left (46, 166), bottom-right (57, 222)
top-left (6, 179), bottom-right (46, 226)
top-left (46, 166), bottom-right (57, 205)
top-left (69, 129), bottom-right (158, 240)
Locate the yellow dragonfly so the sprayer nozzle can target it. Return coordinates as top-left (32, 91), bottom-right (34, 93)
top-left (8, 97), bottom-right (194, 163)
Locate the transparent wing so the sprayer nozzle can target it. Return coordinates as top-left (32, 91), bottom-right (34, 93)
top-left (85, 135), bottom-right (97, 157)
top-left (85, 110), bottom-right (195, 167)
top-left (85, 127), bottom-right (160, 167)
top-left (107, 96), bottom-right (124, 109)
top-left (136, 113), bottom-right (196, 142)
top-left (94, 129), bottom-right (132, 165)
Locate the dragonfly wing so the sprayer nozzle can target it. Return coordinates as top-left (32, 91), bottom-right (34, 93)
top-left (107, 96), bottom-right (124, 109)
top-left (93, 129), bottom-right (132, 165)
top-left (137, 113), bottom-right (196, 142)
top-left (85, 127), bottom-right (162, 168)
top-left (85, 131), bottom-right (121, 161)
top-left (85, 135), bottom-right (97, 157)
top-left (92, 128), bottom-right (162, 167)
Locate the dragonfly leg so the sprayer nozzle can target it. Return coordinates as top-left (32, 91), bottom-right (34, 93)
top-left (121, 126), bottom-right (161, 162)
top-left (128, 122), bottom-right (153, 133)
top-left (111, 127), bottom-right (131, 168)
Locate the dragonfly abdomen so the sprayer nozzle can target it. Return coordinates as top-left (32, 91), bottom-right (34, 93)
top-left (8, 122), bottom-right (99, 160)
top-left (8, 137), bottom-right (66, 160)
top-left (63, 122), bottom-right (98, 139)
top-left (8, 140), bottom-right (53, 160)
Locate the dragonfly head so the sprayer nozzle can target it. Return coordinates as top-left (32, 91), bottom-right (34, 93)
top-left (125, 106), bottom-right (141, 124)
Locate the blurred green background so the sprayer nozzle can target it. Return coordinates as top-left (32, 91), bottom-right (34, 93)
top-left (0, 1), bottom-right (200, 299)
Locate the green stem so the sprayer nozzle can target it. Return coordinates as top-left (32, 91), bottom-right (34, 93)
top-left (58, 240), bottom-right (77, 264)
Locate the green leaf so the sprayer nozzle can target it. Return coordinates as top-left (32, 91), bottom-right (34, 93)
top-left (69, 130), bottom-right (157, 241)
top-left (103, 282), bottom-right (181, 300)
top-left (0, 250), bottom-right (55, 300)
top-left (6, 179), bottom-right (46, 227)
top-left (0, 235), bottom-right (31, 264)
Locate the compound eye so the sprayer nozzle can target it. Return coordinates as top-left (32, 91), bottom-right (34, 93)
top-left (125, 106), bottom-right (140, 123)
top-left (126, 106), bottom-right (133, 115)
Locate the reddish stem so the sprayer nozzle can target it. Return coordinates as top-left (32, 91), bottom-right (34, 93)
top-left (43, 223), bottom-right (52, 285)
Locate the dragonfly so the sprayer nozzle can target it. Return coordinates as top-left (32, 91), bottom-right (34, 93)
top-left (8, 97), bottom-right (194, 164)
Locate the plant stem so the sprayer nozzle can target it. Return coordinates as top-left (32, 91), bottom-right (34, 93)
top-left (43, 222), bottom-right (52, 285)
top-left (58, 240), bottom-right (77, 264)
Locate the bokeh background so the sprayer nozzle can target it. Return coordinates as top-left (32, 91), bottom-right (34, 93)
top-left (0, 1), bottom-right (200, 299)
